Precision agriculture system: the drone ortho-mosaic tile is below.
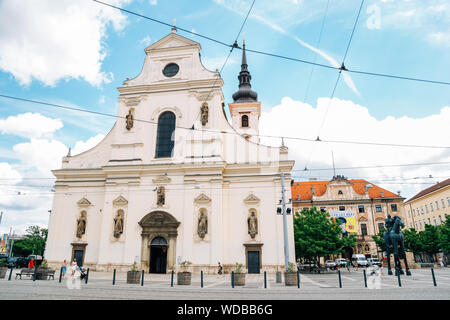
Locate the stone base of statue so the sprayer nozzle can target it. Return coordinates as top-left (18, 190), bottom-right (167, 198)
top-left (127, 271), bottom-right (141, 284)
top-left (284, 272), bottom-right (297, 286)
top-left (177, 272), bottom-right (191, 285)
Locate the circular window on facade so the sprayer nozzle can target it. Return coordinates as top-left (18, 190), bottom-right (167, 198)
top-left (162, 63), bottom-right (179, 77)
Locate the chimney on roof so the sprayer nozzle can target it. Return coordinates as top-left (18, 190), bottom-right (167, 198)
top-left (309, 178), bottom-right (317, 181)
top-left (364, 184), bottom-right (373, 194)
top-left (297, 194), bottom-right (301, 201)
top-left (380, 191), bottom-right (384, 198)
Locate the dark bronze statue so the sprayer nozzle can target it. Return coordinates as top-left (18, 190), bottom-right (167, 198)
top-left (384, 215), bottom-right (411, 276)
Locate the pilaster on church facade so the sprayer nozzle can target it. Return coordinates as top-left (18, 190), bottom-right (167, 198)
top-left (45, 30), bottom-right (295, 274)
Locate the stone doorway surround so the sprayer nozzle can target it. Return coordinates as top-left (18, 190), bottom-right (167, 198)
top-left (70, 242), bottom-right (88, 266)
top-left (138, 211), bottom-right (180, 273)
top-left (244, 243), bottom-right (263, 272)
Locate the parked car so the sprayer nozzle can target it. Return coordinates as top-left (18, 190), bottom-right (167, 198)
top-left (352, 254), bottom-right (369, 267)
top-left (335, 258), bottom-right (347, 268)
top-left (325, 260), bottom-right (337, 269)
top-left (367, 258), bottom-right (381, 267)
top-left (6, 257), bottom-right (18, 268)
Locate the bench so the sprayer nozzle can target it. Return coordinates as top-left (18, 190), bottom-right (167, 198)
top-left (45, 270), bottom-right (56, 280)
top-left (15, 268), bottom-right (34, 280)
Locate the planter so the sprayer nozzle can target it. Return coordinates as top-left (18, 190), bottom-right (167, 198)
top-left (233, 273), bottom-right (246, 286)
top-left (127, 271), bottom-right (141, 284)
top-left (284, 272), bottom-right (298, 286)
top-left (177, 272), bottom-right (191, 285)
top-left (0, 267), bottom-right (7, 279)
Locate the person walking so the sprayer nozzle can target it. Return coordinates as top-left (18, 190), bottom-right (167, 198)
top-left (28, 258), bottom-right (34, 270)
top-left (346, 258), bottom-right (351, 272)
top-left (61, 260), bottom-right (67, 279)
top-left (439, 256), bottom-right (445, 268)
top-left (218, 262), bottom-right (223, 275)
top-left (71, 259), bottom-right (77, 276)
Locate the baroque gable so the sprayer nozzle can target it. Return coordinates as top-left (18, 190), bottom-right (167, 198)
top-left (244, 194), bottom-right (260, 204)
top-left (194, 193), bottom-right (211, 204)
top-left (113, 195), bottom-right (128, 207)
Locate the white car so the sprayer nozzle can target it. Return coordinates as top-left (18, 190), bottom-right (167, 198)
top-left (352, 254), bottom-right (369, 267)
top-left (335, 258), bottom-right (347, 268)
top-left (325, 260), bottom-right (337, 269)
top-left (367, 258), bottom-right (381, 266)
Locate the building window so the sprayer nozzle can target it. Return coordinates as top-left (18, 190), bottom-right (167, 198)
top-left (155, 111), bottom-right (176, 158)
top-left (378, 223), bottom-right (385, 233)
top-left (430, 203), bottom-right (434, 211)
top-left (425, 204), bottom-right (428, 213)
top-left (361, 223), bottom-right (367, 236)
top-left (442, 199), bottom-right (445, 208)
top-left (421, 207), bottom-right (424, 215)
top-left (433, 218), bottom-right (437, 226)
top-left (391, 204), bottom-right (398, 212)
top-left (241, 115), bottom-right (249, 127)
top-left (435, 201), bottom-right (439, 210)
top-left (339, 206), bottom-right (345, 211)
top-left (439, 215), bottom-right (442, 223)
top-left (447, 197), bottom-right (450, 206)
top-left (428, 218), bottom-right (431, 224)
top-left (375, 205), bottom-right (382, 213)
top-left (358, 205), bottom-right (365, 213)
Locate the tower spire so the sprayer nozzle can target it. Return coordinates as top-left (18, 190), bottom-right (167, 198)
top-left (232, 39), bottom-right (258, 103)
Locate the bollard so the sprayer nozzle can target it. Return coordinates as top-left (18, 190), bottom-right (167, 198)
top-left (431, 268), bottom-right (437, 287)
top-left (171, 270), bottom-right (174, 287)
top-left (338, 270), bottom-right (342, 288)
top-left (297, 271), bottom-right (300, 288)
top-left (8, 267), bottom-right (13, 281)
top-left (231, 271), bottom-right (235, 288)
top-left (201, 270), bottom-right (204, 288)
top-left (264, 271), bottom-right (267, 289)
top-left (141, 270), bottom-right (144, 286)
top-left (112, 269), bottom-right (116, 285)
top-left (84, 268), bottom-right (89, 284)
top-left (59, 267), bottom-right (63, 283)
top-left (397, 272), bottom-right (402, 287)
top-left (363, 269), bottom-right (367, 288)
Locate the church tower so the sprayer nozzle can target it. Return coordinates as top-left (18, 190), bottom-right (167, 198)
top-left (229, 40), bottom-right (261, 143)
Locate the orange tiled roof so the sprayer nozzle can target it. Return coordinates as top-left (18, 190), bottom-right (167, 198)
top-left (291, 179), bottom-right (400, 201)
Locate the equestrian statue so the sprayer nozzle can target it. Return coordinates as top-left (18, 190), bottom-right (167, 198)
top-left (383, 214), bottom-right (411, 276)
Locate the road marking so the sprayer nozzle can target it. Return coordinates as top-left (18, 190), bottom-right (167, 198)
top-left (300, 274), bottom-right (333, 288)
top-left (341, 275), bottom-right (357, 282)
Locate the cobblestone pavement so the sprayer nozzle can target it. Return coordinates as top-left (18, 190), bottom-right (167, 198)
top-left (1, 268), bottom-right (449, 300)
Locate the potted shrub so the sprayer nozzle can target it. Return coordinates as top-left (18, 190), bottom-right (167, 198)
top-left (284, 262), bottom-right (298, 286)
top-left (36, 259), bottom-right (50, 280)
top-left (233, 263), bottom-right (246, 286)
top-left (0, 258), bottom-right (7, 279)
top-left (127, 262), bottom-right (141, 284)
top-left (177, 260), bottom-right (192, 285)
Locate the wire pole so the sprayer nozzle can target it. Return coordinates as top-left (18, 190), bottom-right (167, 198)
top-left (281, 172), bottom-right (290, 271)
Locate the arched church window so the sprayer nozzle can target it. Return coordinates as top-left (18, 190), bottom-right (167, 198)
top-left (155, 111), bottom-right (176, 158)
top-left (241, 115), bottom-right (249, 128)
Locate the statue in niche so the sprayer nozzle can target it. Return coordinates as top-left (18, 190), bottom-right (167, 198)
top-left (113, 210), bottom-right (124, 238)
top-left (247, 211), bottom-right (258, 239)
top-left (126, 109), bottom-right (134, 130)
top-left (157, 186), bottom-right (165, 206)
top-left (200, 103), bottom-right (209, 126)
top-left (197, 210), bottom-right (208, 239)
top-left (76, 211), bottom-right (87, 238)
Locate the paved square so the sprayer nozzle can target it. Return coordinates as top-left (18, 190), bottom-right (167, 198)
top-left (1, 268), bottom-right (449, 300)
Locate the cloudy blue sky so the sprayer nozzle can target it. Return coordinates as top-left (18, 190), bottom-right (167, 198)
top-left (0, 0), bottom-right (449, 234)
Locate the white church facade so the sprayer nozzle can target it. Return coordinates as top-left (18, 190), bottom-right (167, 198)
top-left (45, 29), bottom-right (295, 274)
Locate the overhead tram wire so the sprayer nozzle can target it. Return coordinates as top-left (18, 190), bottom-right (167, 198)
top-left (304, 0), bottom-right (365, 172)
top-left (92, 0), bottom-right (450, 87)
top-left (1, 94), bottom-right (450, 150)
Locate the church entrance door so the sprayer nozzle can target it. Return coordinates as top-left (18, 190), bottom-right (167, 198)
top-left (248, 251), bottom-right (260, 274)
top-left (150, 236), bottom-right (167, 274)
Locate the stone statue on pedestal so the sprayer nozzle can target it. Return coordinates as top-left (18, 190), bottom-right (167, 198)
top-left (113, 210), bottom-right (124, 238)
top-left (248, 212), bottom-right (258, 239)
top-left (197, 210), bottom-right (208, 239)
top-left (76, 212), bottom-right (87, 238)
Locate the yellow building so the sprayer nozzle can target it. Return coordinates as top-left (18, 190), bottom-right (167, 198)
top-left (404, 178), bottom-right (450, 231)
top-left (291, 175), bottom-right (406, 259)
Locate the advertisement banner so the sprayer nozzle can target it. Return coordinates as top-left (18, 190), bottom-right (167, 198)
top-left (331, 211), bottom-right (357, 234)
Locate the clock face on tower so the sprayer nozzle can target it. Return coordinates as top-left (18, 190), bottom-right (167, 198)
top-left (162, 63), bottom-right (179, 77)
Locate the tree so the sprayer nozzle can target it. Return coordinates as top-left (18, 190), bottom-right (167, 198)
top-left (12, 226), bottom-right (48, 257)
top-left (419, 224), bottom-right (441, 261)
top-left (403, 228), bottom-right (422, 254)
top-left (294, 207), bottom-right (355, 266)
top-left (438, 215), bottom-right (450, 255)
top-left (372, 230), bottom-right (387, 253)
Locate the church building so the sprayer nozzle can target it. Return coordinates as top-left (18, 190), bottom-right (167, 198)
top-left (45, 28), bottom-right (295, 274)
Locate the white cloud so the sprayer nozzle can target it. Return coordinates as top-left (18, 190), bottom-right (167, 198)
top-left (140, 35), bottom-right (152, 47)
top-left (0, 113), bottom-right (63, 139)
top-left (0, 0), bottom-right (131, 87)
top-left (72, 134), bottom-right (105, 155)
top-left (259, 97), bottom-right (450, 199)
top-left (149, 0), bottom-right (158, 5)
